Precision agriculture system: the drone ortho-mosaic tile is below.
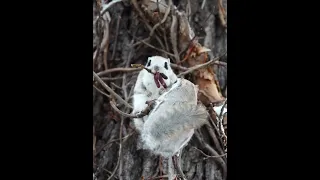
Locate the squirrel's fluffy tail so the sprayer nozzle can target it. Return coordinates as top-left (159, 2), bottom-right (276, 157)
top-left (159, 102), bottom-right (207, 139)
top-left (144, 102), bottom-right (208, 145)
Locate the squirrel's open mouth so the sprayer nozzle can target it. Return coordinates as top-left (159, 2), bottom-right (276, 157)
top-left (142, 66), bottom-right (168, 89)
top-left (154, 72), bottom-right (167, 89)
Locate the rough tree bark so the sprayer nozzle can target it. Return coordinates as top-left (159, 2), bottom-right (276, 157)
top-left (93, 0), bottom-right (227, 179)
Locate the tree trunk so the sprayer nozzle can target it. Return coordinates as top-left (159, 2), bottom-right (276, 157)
top-left (93, 0), bottom-right (227, 179)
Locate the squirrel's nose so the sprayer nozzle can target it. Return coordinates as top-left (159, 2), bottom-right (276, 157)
top-left (154, 65), bottom-right (160, 72)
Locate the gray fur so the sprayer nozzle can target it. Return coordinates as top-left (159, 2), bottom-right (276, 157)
top-left (141, 78), bottom-right (208, 158)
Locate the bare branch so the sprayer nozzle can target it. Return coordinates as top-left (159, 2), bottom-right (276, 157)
top-left (131, 0), bottom-right (165, 49)
top-left (97, 67), bottom-right (142, 76)
top-left (93, 71), bottom-right (133, 109)
top-left (107, 114), bottom-right (124, 180)
top-left (170, 63), bottom-right (188, 71)
top-left (170, 4), bottom-right (180, 63)
top-left (201, 0), bottom-right (206, 9)
top-left (213, 61), bottom-right (227, 66)
top-left (93, 162), bottom-right (117, 178)
top-left (111, 82), bottom-right (123, 90)
top-left (192, 147), bottom-right (227, 160)
top-left (100, 0), bottom-right (123, 17)
top-left (93, 84), bottom-right (111, 98)
top-left (171, 61), bottom-right (224, 72)
top-left (101, 77), bottom-right (124, 81)
top-left (109, 100), bottom-right (155, 118)
top-left (218, 99), bottom-right (227, 120)
top-left (194, 131), bottom-right (227, 180)
top-left (205, 124), bottom-right (225, 155)
top-left (149, 0), bottom-right (172, 38)
top-left (111, 14), bottom-right (122, 60)
top-left (218, 0), bottom-right (227, 28)
top-left (101, 17), bottom-right (110, 70)
top-left (177, 52), bottom-right (227, 77)
top-left (137, 39), bottom-right (176, 57)
top-left (95, 132), bottom-right (135, 156)
top-left (162, 29), bottom-right (170, 53)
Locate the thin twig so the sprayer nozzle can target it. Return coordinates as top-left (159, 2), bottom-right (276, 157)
top-left (95, 132), bottom-right (135, 156)
top-left (100, 15), bottom-right (110, 49)
top-left (207, 109), bottom-right (222, 137)
top-left (93, 84), bottom-right (111, 98)
top-left (131, 0), bottom-right (165, 49)
top-left (156, 0), bottom-right (160, 13)
top-left (218, 99), bottom-right (227, 120)
top-left (217, 99), bottom-right (227, 149)
top-left (174, 152), bottom-right (187, 180)
top-left (102, 17), bottom-right (110, 70)
top-left (131, 0), bottom-right (150, 26)
top-left (93, 71), bottom-right (133, 109)
top-left (213, 61), bottom-right (227, 66)
top-left (150, 175), bottom-right (169, 180)
top-left (111, 82), bottom-right (123, 90)
top-left (93, 125), bottom-right (96, 163)
top-left (93, 17), bottom-right (104, 67)
top-left (218, 0), bottom-right (227, 28)
top-left (194, 131), bottom-right (227, 180)
top-left (138, 39), bottom-right (176, 57)
top-left (101, 77), bottom-right (124, 81)
top-left (163, 30), bottom-right (170, 53)
top-left (149, 0), bottom-right (171, 38)
top-left (179, 36), bottom-right (197, 57)
top-left (100, 0), bottom-right (123, 17)
top-left (93, 49), bottom-right (98, 67)
top-left (111, 14), bottom-right (122, 60)
top-left (127, 85), bottom-right (135, 101)
top-left (170, 4), bottom-right (180, 63)
top-left (109, 101), bottom-right (134, 118)
top-left (93, 162), bottom-right (117, 177)
top-left (178, 11), bottom-right (214, 56)
top-left (122, 44), bottom-right (134, 101)
top-left (186, 0), bottom-right (191, 21)
top-left (170, 63), bottom-right (188, 71)
top-left (107, 111), bottom-right (124, 180)
top-left (97, 67), bottom-right (142, 76)
top-left (201, 0), bottom-right (206, 9)
top-left (177, 52), bottom-right (227, 77)
top-left (192, 147), bottom-right (227, 159)
top-left (205, 124), bottom-right (225, 155)
top-left (118, 115), bottom-right (125, 180)
top-left (171, 61), bottom-right (225, 71)
top-left (109, 100), bottom-right (155, 118)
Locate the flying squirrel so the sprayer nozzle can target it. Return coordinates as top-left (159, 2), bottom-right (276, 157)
top-left (131, 56), bottom-right (178, 133)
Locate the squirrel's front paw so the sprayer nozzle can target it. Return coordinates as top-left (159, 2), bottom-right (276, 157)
top-left (145, 99), bottom-right (156, 107)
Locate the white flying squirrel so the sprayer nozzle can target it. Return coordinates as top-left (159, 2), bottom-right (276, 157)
top-left (132, 56), bottom-right (178, 133)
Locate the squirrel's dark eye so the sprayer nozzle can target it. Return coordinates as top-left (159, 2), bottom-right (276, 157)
top-left (164, 62), bottom-right (168, 70)
top-left (147, 60), bottom-right (151, 67)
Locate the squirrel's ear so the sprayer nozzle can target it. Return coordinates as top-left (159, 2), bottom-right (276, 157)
top-left (167, 58), bottom-right (171, 64)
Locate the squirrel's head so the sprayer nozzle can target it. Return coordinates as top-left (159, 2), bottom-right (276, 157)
top-left (145, 56), bottom-right (177, 88)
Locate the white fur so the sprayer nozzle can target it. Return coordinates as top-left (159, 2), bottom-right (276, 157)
top-left (132, 56), bottom-right (178, 133)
